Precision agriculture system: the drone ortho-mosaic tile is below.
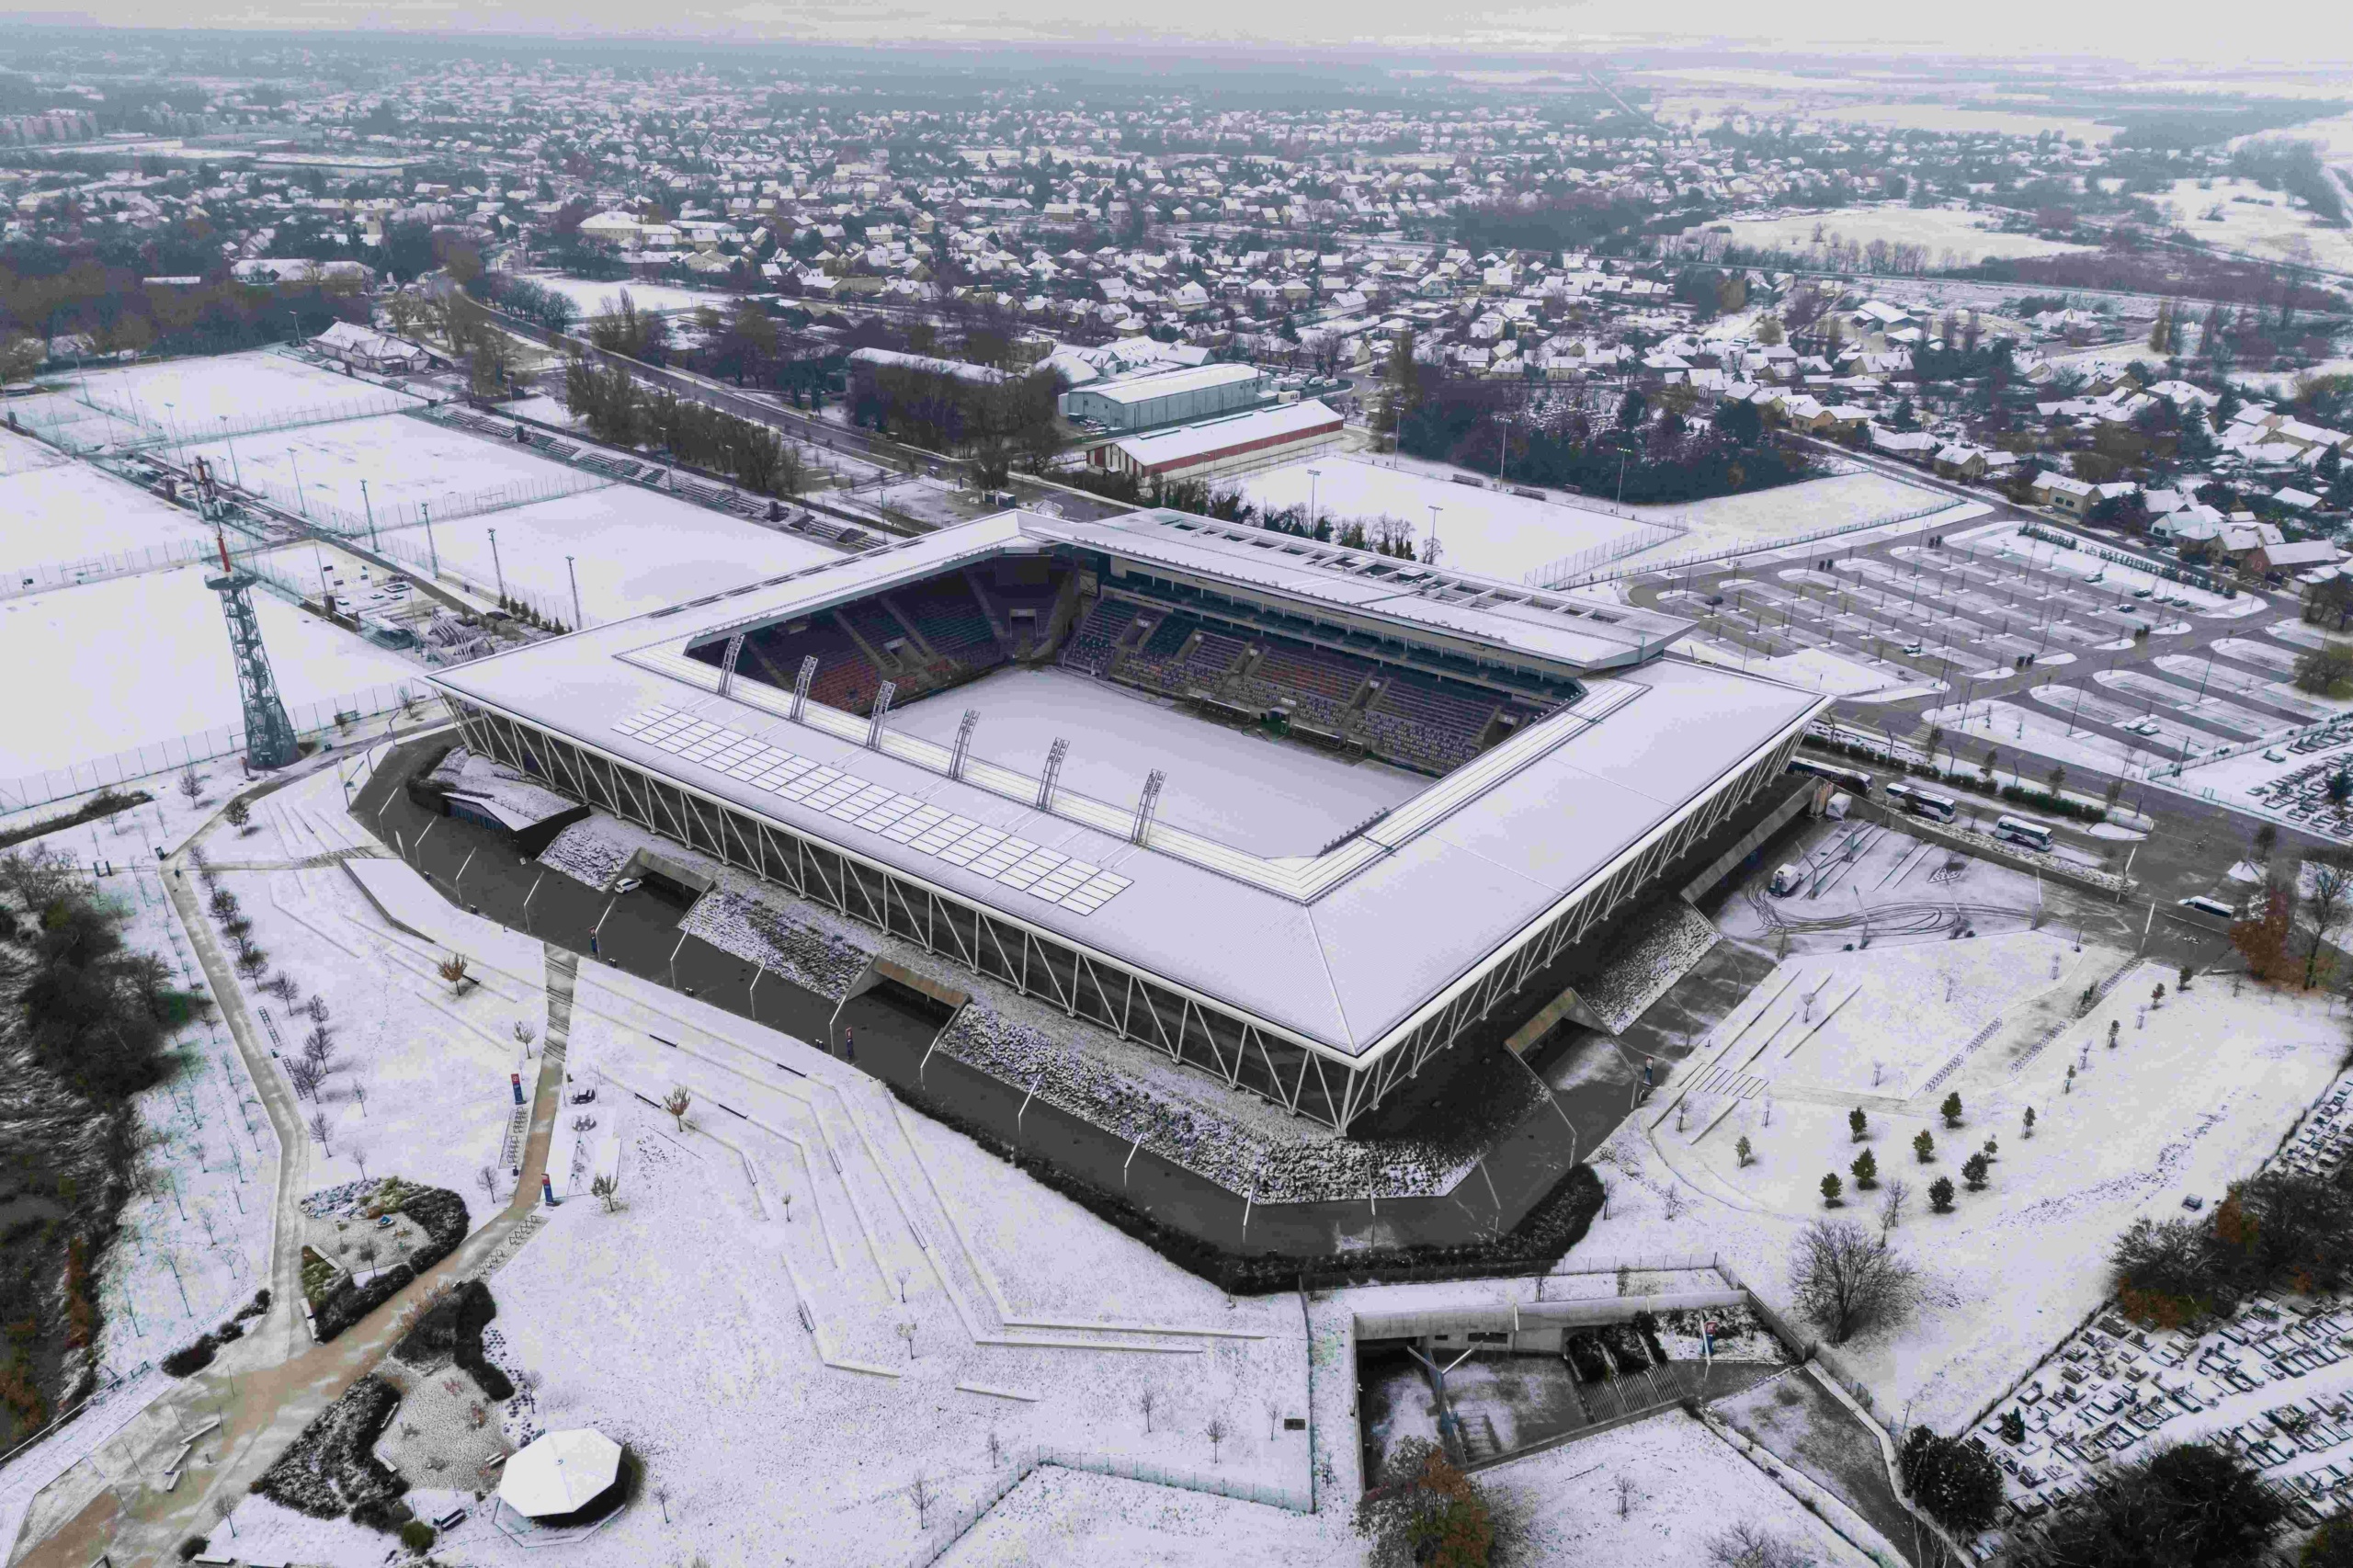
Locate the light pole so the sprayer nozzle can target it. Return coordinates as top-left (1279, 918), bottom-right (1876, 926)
top-left (1306, 467), bottom-right (1321, 536)
top-left (1426, 504), bottom-right (1441, 564)
top-left (488, 527), bottom-right (506, 604)
top-left (566, 554), bottom-right (583, 631)
top-left (287, 448), bottom-right (309, 517)
top-left (422, 502), bottom-right (439, 576)
top-left (220, 416), bottom-right (241, 490)
top-left (359, 479), bottom-right (379, 550)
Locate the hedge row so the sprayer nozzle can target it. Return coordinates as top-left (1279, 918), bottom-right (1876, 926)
top-left (884, 1076), bottom-right (1605, 1295)
top-left (312, 1187), bottom-right (470, 1341)
top-left (391, 1278), bottom-right (511, 1400)
top-left (252, 1374), bottom-right (406, 1519)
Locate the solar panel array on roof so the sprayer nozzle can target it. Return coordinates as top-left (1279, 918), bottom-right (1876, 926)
top-left (613, 706), bottom-right (1133, 915)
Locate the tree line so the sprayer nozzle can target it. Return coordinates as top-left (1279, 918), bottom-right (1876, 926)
top-left (562, 356), bottom-right (804, 497)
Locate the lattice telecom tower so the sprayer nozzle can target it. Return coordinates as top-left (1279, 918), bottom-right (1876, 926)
top-left (205, 528), bottom-right (300, 769)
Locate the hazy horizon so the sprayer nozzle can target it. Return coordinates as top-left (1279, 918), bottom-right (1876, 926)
top-left (6, 4), bottom-right (2352, 70)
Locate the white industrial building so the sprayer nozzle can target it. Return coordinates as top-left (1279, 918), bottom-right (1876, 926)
top-left (1088, 400), bottom-right (1345, 483)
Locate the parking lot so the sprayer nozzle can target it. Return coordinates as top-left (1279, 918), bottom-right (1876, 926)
top-left (1645, 519), bottom-right (2340, 781)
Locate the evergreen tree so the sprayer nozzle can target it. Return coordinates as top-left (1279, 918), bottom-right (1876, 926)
top-left (1821, 1172), bottom-right (1844, 1208)
top-left (1962, 1153), bottom-right (1991, 1191)
top-left (1940, 1092), bottom-right (1963, 1128)
top-left (1900, 1427), bottom-right (2003, 1532)
top-left (1849, 1107), bottom-right (1869, 1142)
top-left (1914, 1130), bottom-right (1936, 1163)
top-left (1851, 1149), bottom-right (1879, 1190)
top-left (1929, 1176), bottom-right (1956, 1212)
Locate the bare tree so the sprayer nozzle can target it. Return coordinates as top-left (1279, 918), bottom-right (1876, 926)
top-left (1615, 1473), bottom-right (1640, 1519)
top-left (350, 1144), bottom-right (369, 1181)
top-left (1789, 1219), bottom-right (1918, 1345)
top-left (2307, 849), bottom-right (2353, 988)
top-left (895, 1267), bottom-right (910, 1304)
top-left (211, 1494), bottom-right (237, 1538)
top-left (477, 1165), bottom-right (499, 1206)
top-left (287, 1060), bottom-right (322, 1099)
top-left (350, 1081), bottom-right (367, 1118)
top-left (1207, 1415), bottom-right (1228, 1464)
top-left (178, 767), bottom-right (203, 806)
top-left (438, 953), bottom-right (471, 992)
top-left (663, 1085), bottom-right (692, 1131)
top-left (1140, 1390), bottom-right (1156, 1433)
top-left (514, 1018), bottom-right (539, 1056)
top-left (308, 1110), bottom-right (332, 1153)
top-left (910, 1472), bottom-right (933, 1528)
top-left (1709, 1522), bottom-right (1810, 1567)
top-left (1878, 1176), bottom-right (1911, 1237)
top-left (304, 994), bottom-right (331, 1025)
top-left (897, 1320), bottom-right (917, 1361)
top-left (654, 1484), bottom-right (671, 1525)
top-left (591, 1174), bottom-right (620, 1212)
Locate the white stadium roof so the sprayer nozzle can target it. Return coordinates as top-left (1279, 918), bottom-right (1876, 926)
top-left (431, 509), bottom-right (1824, 1069)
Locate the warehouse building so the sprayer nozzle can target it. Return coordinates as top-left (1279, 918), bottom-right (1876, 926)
top-left (1089, 399), bottom-right (1345, 483)
top-left (1060, 361), bottom-right (1266, 432)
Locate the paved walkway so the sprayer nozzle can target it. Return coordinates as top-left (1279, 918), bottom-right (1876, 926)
top-left (10, 834), bottom-right (572, 1568)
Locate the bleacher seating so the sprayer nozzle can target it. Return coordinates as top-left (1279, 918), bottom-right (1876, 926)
top-left (1139, 613), bottom-right (1198, 659)
top-left (1252, 641), bottom-right (1372, 704)
top-left (1060, 597), bottom-right (1142, 674)
top-left (891, 575), bottom-right (1002, 667)
top-left (729, 617), bottom-right (885, 713)
top-left (1183, 631), bottom-right (1251, 681)
top-left (839, 599), bottom-right (916, 668)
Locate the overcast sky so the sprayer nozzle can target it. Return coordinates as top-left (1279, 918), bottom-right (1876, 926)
top-left (21, 0), bottom-right (2353, 67)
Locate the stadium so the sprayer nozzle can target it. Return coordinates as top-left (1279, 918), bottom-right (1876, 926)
top-left (429, 507), bottom-right (1827, 1131)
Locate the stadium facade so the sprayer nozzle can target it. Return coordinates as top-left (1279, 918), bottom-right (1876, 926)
top-left (431, 508), bottom-right (1826, 1130)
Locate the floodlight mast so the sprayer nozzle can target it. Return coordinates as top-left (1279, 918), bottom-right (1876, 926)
top-left (1037, 737), bottom-right (1068, 811)
top-left (949, 710), bottom-right (979, 780)
top-left (205, 524), bottom-right (300, 769)
top-left (866, 682), bottom-right (897, 749)
top-left (1131, 769), bottom-right (1165, 846)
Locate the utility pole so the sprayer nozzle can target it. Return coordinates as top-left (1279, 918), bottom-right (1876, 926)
top-left (488, 527), bottom-right (506, 603)
top-left (566, 555), bottom-right (583, 631)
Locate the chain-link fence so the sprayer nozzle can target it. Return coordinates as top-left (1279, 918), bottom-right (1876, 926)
top-left (0, 682), bottom-right (441, 814)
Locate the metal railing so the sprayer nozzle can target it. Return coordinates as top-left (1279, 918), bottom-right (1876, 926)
top-left (1532, 496), bottom-right (1967, 590)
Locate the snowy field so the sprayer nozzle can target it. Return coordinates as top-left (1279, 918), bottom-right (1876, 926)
top-left (391, 482), bottom-right (841, 621)
top-left (2156, 176), bottom-right (2353, 274)
top-left (891, 665), bottom-right (1428, 855)
top-left (0, 459), bottom-right (218, 575)
top-left (67, 350), bottom-right (417, 438)
top-left (1611, 471), bottom-right (1965, 574)
top-left (1591, 933), bottom-right (2347, 1433)
top-left (178, 413), bottom-right (590, 530)
top-left (1232, 453), bottom-right (1661, 584)
top-left (520, 274), bottom-right (736, 317)
top-left (0, 424), bottom-right (69, 476)
top-left (1694, 204), bottom-right (2099, 266)
top-left (0, 564), bottom-right (421, 774)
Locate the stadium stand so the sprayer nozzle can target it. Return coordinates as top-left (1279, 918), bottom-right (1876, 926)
top-left (886, 576), bottom-right (1002, 669)
top-left (1059, 597), bottom-right (1142, 675)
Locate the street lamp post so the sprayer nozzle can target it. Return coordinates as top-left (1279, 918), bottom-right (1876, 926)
top-left (422, 502), bottom-right (439, 576)
top-left (488, 527), bottom-right (506, 604)
top-left (287, 449), bottom-right (308, 517)
top-left (359, 480), bottom-right (380, 550)
top-left (1426, 505), bottom-right (1441, 565)
top-left (1307, 467), bottom-right (1321, 536)
top-left (220, 416), bottom-right (241, 490)
top-left (566, 554), bottom-right (583, 631)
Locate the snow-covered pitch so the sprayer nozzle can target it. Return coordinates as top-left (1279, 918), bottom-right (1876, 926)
top-left (889, 665), bottom-right (1426, 856)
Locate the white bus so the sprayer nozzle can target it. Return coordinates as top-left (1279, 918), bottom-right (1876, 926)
top-left (1884, 781), bottom-right (1958, 824)
top-left (1993, 814), bottom-right (2055, 852)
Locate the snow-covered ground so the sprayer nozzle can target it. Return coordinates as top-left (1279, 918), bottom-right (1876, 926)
top-left (2154, 176), bottom-right (2353, 274)
top-left (205, 856), bottom-right (532, 1225)
top-left (178, 413), bottom-right (596, 533)
top-left (519, 275), bottom-right (737, 318)
top-left (1693, 203), bottom-right (2099, 265)
top-left (1483, 1407), bottom-right (1879, 1566)
top-left (66, 350), bottom-right (419, 439)
top-left (1233, 453), bottom-right (1662, 584)
top-left (384, 482), bottom-right (840, 622)
top-left (1591, 935), bottom-right (2347, 1433)
top-left (891, 665), bottom-right (1427, 856)
top-left (1611, 471), bottom-right (1969, 574)
top-left (0, 424), bottom-right (70, 477)
top-left (0, 565), bottom-right (424, 776)
top-left (0, 460), bottom-right (218, 579)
